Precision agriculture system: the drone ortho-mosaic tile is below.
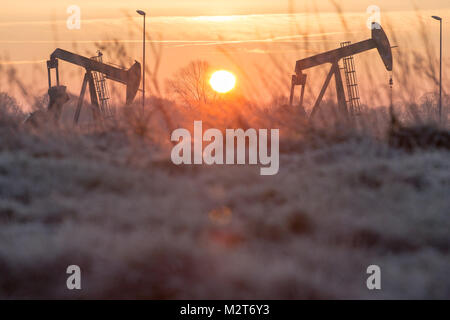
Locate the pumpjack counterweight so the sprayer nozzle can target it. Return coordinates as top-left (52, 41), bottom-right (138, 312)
top-left (289, 24), bottom-right (393, 119)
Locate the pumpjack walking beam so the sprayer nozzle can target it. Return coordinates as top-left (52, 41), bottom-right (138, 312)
top-left (290, 23), bottom-right (393, 118)
top-left (46, 48), bottom-right (141, 124)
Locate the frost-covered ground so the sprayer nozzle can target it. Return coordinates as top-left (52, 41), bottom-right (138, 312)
top-left (0, 100), bottom-right (449, 299)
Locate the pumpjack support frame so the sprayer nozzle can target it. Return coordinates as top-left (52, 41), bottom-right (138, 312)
top-left (289, 23), bottom-right (393, 118)
top-left (46, 48), bottom-right (141, 124)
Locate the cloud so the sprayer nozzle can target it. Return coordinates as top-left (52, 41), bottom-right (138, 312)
top-left (0, 59), bottom-right (46, 65)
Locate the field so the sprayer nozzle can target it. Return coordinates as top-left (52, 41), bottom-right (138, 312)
top-left (0, 94), bottom-right (449, 299)
top-left (0, 2), bottom-right (449, 299)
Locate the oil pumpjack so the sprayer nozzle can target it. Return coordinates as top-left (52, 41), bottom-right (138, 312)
top-left (46, 48), bottom-right (141, 124)
top-left (289, 23), bottom-right (393, 118)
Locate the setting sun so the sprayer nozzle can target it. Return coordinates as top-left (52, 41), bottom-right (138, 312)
top-left (209, 70), bottom-right (236, 93)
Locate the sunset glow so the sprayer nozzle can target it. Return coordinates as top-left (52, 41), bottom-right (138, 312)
top-left (209, 70), bottom-right (236, 93)
top-left (1, 0), bottom-right (449, 302)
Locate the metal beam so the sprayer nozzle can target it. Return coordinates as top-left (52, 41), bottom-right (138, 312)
top-left (333, 62), bottom-right (348, 116)
top-left (86, 71), bottom-right (101, 121)
top-left (49, 48), bottom-right (141, 105)
top-left (74, 73), bottom-right (88, 124)
top-left (295, 39), bottom-right (375, 73)
top-left (51, 49), bottom-right (129, 84)
top-left (310, 63), bottom-right (336, 118)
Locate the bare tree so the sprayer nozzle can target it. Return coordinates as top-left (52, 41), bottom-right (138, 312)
top-left (166, 60), bottom-right (216, 107)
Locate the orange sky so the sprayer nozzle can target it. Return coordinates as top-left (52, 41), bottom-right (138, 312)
top-left (0, 0), bottom-right (448, 109)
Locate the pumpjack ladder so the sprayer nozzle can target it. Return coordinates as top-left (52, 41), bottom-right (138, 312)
top-left (340, 41), bottom-right (362, 116)
top-left (91, 51), bottom-right (114, 118)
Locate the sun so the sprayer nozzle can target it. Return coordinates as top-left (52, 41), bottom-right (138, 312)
top-left (209, 70), bottom-right (236, 93)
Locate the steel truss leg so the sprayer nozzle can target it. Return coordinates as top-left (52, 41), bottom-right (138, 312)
top-left (74, 73), bottom-right (89, 124)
